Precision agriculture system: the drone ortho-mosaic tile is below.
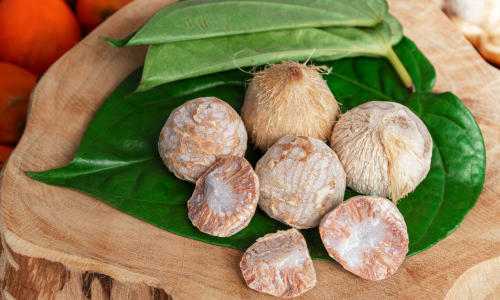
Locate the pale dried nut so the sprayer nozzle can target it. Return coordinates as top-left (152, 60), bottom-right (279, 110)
top-left (240, 228), bottom-right (316, 298)
top-left (241, 60), bottom-right (339, 152)
top-left (330, 101), bottom-right (432, 204)
top-left (158, 97), bottom-right (247, 183)
top-left (444, 0), bottom-right (500, 66)
top-left (256, 135), bottom-right (345, 229)
top-left (431, 0), bottom-right (445, 10)
top-left (188, 156), bottom-right (259, 237)
top-left (476, 31), bottom-right (500, 66)
top-left (446, 0), bottom-right (500, 27)
top-left (319, 195), bottom-right (409, 281)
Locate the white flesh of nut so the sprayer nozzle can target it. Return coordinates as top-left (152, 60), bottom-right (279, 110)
top-left (240, 228), bottom-right (316, 298)
top-left (319, 195), bottom-right (409, 281)
top-left (188, 156), bottom-right (259, 237)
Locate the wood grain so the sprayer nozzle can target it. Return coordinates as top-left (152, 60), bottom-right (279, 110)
top-left (0, 233), bottom-right (171, 300)
top-left (1, 0), bottom-right (499, 299)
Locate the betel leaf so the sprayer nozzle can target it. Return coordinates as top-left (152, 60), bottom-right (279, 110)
top-left (401, 91), bottom-right (485, 254)
top-left (137, 14), bottom-right (411, 93)
top-left (324, 37), bottom-right (436, 112)
top-left (101, 0), bottom-right (388, 47)
top-left (28, 39), bottom-right (485, 261)
top-left (393, 37), bottom-right (436, 92)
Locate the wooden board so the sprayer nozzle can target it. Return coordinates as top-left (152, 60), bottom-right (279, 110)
top-left (1, 0), bottom-right (500, 299)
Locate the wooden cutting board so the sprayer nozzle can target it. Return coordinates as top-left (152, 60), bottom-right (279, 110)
top-left (1, 0), bottom-right (499, 299)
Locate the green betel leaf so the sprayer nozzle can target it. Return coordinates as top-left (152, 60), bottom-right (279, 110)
top-left (393, 38), bottom-right (436, 92)
top-left (401, 91), bottom-right (485, 255)
top-left (137, 14), bottom-right (411, 93)
top-left (324, 37), bottom-right (436, 111)
top-left (28, 38), bottom-right (485, 261)
top-left (101, 0), bottom-right (388, 47)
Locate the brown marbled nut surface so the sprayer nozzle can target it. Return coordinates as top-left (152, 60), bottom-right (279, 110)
top-left (188, 156), bottom-right (259, 237)
top-left (158, 97), bottom-right (247, 183)
top-left (330, 101), bottom-right (432, 204)
top-left (256, 135), bottom-right (346, 229)
top-left (240, 228), bottom-right (316, 298)
top-left (319, 195), bottom-right (409, 281)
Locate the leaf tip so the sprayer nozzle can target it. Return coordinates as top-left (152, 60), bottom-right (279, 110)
top-left (27, 170), bottom-right (44, 181)
top-left (27, 170), bottom-right (55, 183)
top-left (100, 35), bottom-right (129, 48)
top-left (134, 80), bottom-right (150, 94)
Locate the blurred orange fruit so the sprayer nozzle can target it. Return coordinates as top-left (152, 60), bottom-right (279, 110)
top-left (0, 63), bottom-right (37, 146)
top-left (77, 0), bottom-right (134, 34)
top-left (0, 145), bottom-right (14, 171)
top-left (0, 0), bottom-right (82, 76)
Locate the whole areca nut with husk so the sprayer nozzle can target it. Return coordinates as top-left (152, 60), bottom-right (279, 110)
top-left (319, 195), bottom-right (409, 281)
top-left (188, 156), bottom-right (259, 237)
top-left (240, 228), bottom-right (316, 298)
top-left (445, 0), bottom-right (500, 66)
top-left (158, 97), bottom-right (247, 183)
top-left (330, 101), bottom-right (432, 204)
top-left (256, 135), bottom-right (346, 229)
top-left (241, 60), bottom-right (339, 152)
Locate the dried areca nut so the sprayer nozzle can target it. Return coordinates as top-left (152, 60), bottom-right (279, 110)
top-left (240, 228), bottom-right (316, 298)
top-left (158, 97), bottom-right (247, 183)
top-left (256, 135), bottom-right (346, 229)
top-left (241, 61), bottom-right (339, 152)
top-left (319, 195), bottom-right (409, 281)
top-left (446, 0), bottom-right (500, 27)
top-left (188, 156), bottom-right (259, 237)
top-left (445, 0), bottom-right (500, 66)
top-left (445, 0), bottom-right (500, 48)
top-left (330, 101), bottom-right (432, 204)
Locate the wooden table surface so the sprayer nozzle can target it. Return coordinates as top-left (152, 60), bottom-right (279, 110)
top-left (1, 0), bottom-right (500, 299)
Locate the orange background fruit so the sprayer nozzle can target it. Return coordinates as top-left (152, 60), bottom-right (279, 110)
top-left (0, 0), bottom-right (82, 76)
top-left (77, 0), bottom-right (134, 34)
top-left (0, 145), bottom-right (14, 171)
top-left (0, 63), bottom-right (37, 146)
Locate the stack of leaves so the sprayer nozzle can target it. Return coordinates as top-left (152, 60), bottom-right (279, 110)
top-left (29, 42), bottom-right (486, 261)
top-left (28, 0), bottom-right (487, 261)
top-left (100, 0), bottom-right (413, 93)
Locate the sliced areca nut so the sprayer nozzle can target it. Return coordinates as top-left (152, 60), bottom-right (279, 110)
top-left (319, 195), bottom-right (409, 281)
top-left (240, 228), bottom-right (316, 298)
top-left (188, 156), bottom-right (259, 237)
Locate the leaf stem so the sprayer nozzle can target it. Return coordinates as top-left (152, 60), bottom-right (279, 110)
top-left (386, 48), bottom-right (414, 92)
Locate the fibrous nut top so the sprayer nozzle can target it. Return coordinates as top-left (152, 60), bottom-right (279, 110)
top-left (330, 101), bottom-right (432, 204)
top-left (319, 195), bottom-right (409, 281)
top-left (242, 61), bottom-right (339, 152)
top-left (158, 97), bottom-right (247, 182)
top-left (188, 156), bottom-right (259, 237)
top-left (240, 228), bottom-right (316, 298)
top-left (256, 135), bottom-right (346, 229)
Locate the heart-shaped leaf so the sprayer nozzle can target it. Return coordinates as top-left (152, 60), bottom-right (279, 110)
top-left (401, 91), bottom-right (485, 254)
top-left (137, 15), bottom-right (409, 92)
top-left (323, 38), bottom-right (436, 112)
top-left (102, 0), bottom-right (388, 47)
top-left (29, 38), bottom-right (485, 260)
